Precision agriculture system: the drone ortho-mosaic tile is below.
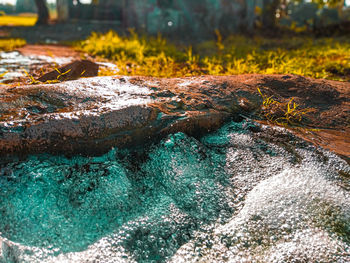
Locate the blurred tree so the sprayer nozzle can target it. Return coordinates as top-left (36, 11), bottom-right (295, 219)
top-left (34, 0), bottom-right (49, 25)
top-left (262, 0), bottom-right (280, 29)
top-left (261, 0), bottom-right (345, 29)
top-left (57, 0), bottom-right (69, 22)
top-left (0, 3), bottom-right (16, 14)
top-left (16, 0), bottom-right (36, 13)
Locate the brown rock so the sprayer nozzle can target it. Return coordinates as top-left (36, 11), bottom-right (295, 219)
top-left (0, 74), bottom-right (349, 160)
top-left (37, 60), bottom-right (99, 82)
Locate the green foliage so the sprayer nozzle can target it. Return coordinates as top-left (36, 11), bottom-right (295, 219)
top-left (77, 30), bottom-right (350, 81)
top-left (0, 38), bottom-right (26, 51)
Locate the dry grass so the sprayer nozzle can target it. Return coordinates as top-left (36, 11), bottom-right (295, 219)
top-left (0, 14), bottom-right (37, 26)
top-left (77, 30), bottom-right (350, 81)
top-left (0, 38), bottom-right (26, 51)
top-left (257, 88), bottom-right (315, 127)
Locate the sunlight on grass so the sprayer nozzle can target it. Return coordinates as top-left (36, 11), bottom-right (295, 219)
top-left (257, 87), bottom-right (315, 127)
top-left (77, 30), bottom-right (350, 81)
top-left (0, 14), bottom-right (37, 26)
top-left (0, 38), bottom-right (26, 51)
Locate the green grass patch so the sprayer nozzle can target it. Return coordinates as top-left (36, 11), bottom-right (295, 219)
top-left (77, 30), bottom-right (350, 80)
top-left (0, 38), bottom-right (26, 51)
top-left (0, 14), bottom-right (37, 26)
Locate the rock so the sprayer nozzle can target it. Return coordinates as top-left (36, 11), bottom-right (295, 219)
top-left (0, 75), bottom-right (349, 262)
top-left (37, 60), bottom-right (99, 82)
top-left (0, 74), bottom-right (349, 160)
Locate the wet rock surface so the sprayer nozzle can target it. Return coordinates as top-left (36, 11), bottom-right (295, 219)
top-left (0, 50), bottom-right (74, 83)
top-left (0, 74), bottom-right (349, 159)
top-left (0, 55), bottom-right (350, 262)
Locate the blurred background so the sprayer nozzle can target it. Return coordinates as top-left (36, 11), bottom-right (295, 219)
top-left (1, 0), bottom-right (350, 41)
top-left (1, 1), bottom-right (350, 81)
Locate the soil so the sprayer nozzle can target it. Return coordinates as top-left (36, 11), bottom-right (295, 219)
top-left (17, 44), bottom-right (80, 58)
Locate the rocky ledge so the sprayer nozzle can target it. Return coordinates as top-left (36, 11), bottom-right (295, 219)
top-left (0, 74), bottom-right (349, 160)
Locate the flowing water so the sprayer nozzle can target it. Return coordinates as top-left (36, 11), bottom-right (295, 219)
top-left (0, 120), bottom-right (349, 262)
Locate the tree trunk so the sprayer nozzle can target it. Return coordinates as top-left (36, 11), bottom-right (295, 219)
top-left (338, 0), bottom-right (345, 19)
top-left (262, 0), bottom-right (280, 29)
top-left (56, 0), bottom-right (69, 22)
top-left (35, 0), bottom-right (49, 25)
top-left (245, 0), bottom-right (257, 32)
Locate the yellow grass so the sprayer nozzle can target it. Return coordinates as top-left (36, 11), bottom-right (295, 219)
top-left (0, 38), bottom-right (26, 51)
top-left (0, 14), bottom-right (37, 26)
top-left (77, 31), bottom-right (350, 81)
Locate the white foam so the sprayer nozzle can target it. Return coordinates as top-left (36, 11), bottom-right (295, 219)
top-left (171, 165), bottom-right (350, 262)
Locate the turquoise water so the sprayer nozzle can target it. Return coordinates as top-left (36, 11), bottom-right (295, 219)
top-left (0, 122), bottom-right (237, 261)
top-left (0, 120), bottom-right (349, 262)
